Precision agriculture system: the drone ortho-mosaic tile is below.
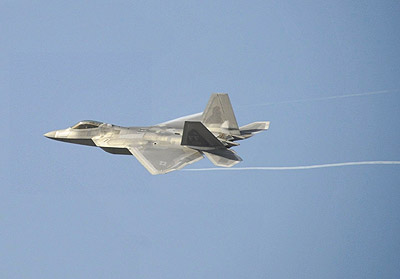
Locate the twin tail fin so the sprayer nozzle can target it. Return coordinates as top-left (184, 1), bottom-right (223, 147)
top-left (181, 121), bottom-right (241, 167)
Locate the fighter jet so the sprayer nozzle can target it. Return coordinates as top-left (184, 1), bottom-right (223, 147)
top-left (44, 93), bottom-right (270, 175)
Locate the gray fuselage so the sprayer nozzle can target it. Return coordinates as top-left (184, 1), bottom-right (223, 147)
top-left (44, 94), bottom-right (270, 174)
top-left (45, 123), bottom-right (184, 155)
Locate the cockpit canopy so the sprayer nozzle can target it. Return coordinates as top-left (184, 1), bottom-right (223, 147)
top-left (71, 120), bottom-right (103, 129)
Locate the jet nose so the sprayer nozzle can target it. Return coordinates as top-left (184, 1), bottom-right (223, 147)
top-left (44, 131), bottom-right (56, 138)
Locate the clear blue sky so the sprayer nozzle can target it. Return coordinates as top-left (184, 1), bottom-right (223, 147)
top-left (2, 1), bottom-right (400, 278)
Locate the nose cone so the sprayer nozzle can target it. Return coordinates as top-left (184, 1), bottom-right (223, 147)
top-left (44, 131), bottom-right (56, 138)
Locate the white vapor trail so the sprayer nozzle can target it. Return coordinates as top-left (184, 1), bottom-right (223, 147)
top-left (240, 89), bottom-right (398, 108)
top-left (183, 161), bottom-right (400, 172)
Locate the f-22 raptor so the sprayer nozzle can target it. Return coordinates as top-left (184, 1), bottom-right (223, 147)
top-left (44, 93), bottom-right (270, 175)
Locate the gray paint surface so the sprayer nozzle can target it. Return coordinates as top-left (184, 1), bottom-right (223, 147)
top-left (44, 94), bottom-right (269, 174)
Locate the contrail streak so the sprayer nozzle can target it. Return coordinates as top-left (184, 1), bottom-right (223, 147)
top-left (183, 161), bottom-right (400, 172)
top-left (240, 89), bottom-right (398, 108)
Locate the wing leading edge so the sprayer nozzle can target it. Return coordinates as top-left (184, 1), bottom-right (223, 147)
top-left (156, 112), bottom-right (203, 129)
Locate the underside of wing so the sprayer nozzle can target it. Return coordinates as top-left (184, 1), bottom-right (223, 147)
top-left (128, 144), bottom-right (203, 175)
top-left (156, 112), bottom-right (203, 129)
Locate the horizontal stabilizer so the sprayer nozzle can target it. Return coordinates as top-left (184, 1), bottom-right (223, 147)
top-left (239, 121), bottom-right (270, 139)
top-left (181, 121), bottom-right (225, 150)
top-left (204, 149), bottom-right (242, 167)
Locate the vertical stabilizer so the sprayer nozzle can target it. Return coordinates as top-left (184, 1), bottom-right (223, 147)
top-left (181, 121), bottom-right (225, 149)
top-left (202, 93), bottom-right (240, 135)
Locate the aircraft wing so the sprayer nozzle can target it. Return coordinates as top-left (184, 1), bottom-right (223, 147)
top-left (128, 144), bottom-right (203, 175)
top-left (156, 112), bottom-right (203, 129)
